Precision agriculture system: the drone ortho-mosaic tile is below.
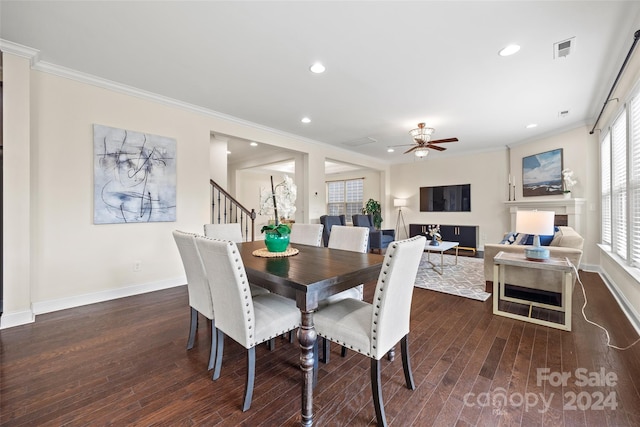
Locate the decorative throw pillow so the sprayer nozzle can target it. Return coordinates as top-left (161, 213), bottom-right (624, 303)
top-left (517, 227), bottom-right (559, 246)
top-left (499, 232), bottom-right (518, 245)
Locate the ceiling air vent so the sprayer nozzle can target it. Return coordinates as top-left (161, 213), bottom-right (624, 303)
top-left (554, 37), bottom-right (575, 59)
top-left (558, 110), bottom-right (570, 118)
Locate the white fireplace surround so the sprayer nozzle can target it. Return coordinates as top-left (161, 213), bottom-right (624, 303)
top-left (504, 198), bottom-right (586, 237)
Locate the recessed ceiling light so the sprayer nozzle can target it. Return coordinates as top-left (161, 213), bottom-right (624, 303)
top-left (499, 44), bottom-right (521, 57)
top-left (301, 117), bottom-right (311, 124)
top-left (526, 123), bottom-right (538, 129)
top-left (250, 142), bottom-right (258, 147)
top-left (387, 148), bottom-right (395, 153)
top-left (309, 62), bottom-right (325, 74)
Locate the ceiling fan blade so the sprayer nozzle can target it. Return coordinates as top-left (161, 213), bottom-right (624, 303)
top-left (389, 143), bottom-right (417, 148)
top-left (429, 137), bottom-right (459, 144)
top-left (403, 146), bottom-right (419, 154)
top-left (427, 144), bottom-right (446, 151)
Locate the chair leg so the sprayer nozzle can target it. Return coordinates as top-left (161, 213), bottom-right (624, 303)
top-left (268, 338), bottom-right (276, 351)
top-left (320, 337), bottom-right (330, 364)
top-left (371, 358), bottom-right (387, 427)
top-left (212, 330), bottom-right (224, 380)
top-left (289, 330), bottom-right (295, 343)
top-left (341, 346), bottom-right (347, 357)
top-left (207, 318), bottom-right (217, 371)
top-left (400, 335), bottom-right (415, 390)
top-left (187, 307), bottom-right (198, 350)
top-left (242, 347), bottom-right (256, 412)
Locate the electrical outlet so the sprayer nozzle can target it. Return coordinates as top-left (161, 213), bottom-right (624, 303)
top-left (133, 260), bottom-right (142, 272)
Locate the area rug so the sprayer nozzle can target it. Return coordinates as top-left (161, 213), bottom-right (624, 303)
top-left (414, 253), bottom-right (491, 301)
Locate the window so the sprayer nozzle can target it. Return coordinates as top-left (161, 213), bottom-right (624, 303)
top-left (327, 178), bottom-right (364, 220)
top-left (601, 92), bottom-right (640, 268)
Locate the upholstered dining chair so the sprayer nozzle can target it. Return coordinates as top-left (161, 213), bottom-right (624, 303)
top-left (204, 223), bottom-right (244, 242)
top-left (319, 214), bottom-right (346, 247)
top-left (194, 235), bottom-right (301, 412)
top-left (313, 235), bottom-right (426, 427)
top-left (289, 223), bottom-right (324, 247)
top-left (318, 225), bottom-right (369, 363)
top-left (204, 223), bottom-right (269, 297)
top-left (172, 230), bottom-right (217, 371)
top-left (352, 214), bottom-right (396, 253)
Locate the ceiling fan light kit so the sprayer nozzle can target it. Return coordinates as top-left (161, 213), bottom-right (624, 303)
top-left (409, 123), bottom-right (435, 144)
top-left (414, 147), bottom-right (429, 158)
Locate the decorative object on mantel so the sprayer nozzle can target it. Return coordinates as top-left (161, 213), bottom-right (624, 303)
top-left (428, 224), bottom-right (441, 246)
top-left (522, 148), bottom-right (563, 197)
top-left (562, 168), bottom-right (577, 199)
top-left (515, 210), bottom-right (555, 260)
top-left (508, 174), bottom-right (517, 201)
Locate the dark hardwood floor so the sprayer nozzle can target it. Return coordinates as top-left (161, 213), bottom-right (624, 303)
top-left (1, 270), bottom-right (639, 426)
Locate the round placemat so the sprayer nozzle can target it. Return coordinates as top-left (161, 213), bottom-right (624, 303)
top-left (252, 247), bottom-right (299, 258)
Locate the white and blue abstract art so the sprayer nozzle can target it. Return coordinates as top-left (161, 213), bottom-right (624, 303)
top-left (93, 124), bottom-right (177, 224)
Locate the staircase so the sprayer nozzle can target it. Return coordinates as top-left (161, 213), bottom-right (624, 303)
top-left (210, 179), bottom-right (256, 241)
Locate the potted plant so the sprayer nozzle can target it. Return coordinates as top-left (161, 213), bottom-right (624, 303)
top-left (261, 223), bottom-right (291, 252)
top-left (362, 198), bottom-right (383, 229)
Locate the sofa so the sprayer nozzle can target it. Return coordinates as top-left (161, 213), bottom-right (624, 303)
top-left (483, 226), bottom-right (584, 294)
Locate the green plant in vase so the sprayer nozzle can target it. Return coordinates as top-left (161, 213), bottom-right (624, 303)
top-left (261, 223), bottom-right (291, 252)
top-left (362, 198), bottom-right (383, 229)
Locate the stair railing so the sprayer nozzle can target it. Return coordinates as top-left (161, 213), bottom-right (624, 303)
top-left (209, 179), bottom-right (257, 241)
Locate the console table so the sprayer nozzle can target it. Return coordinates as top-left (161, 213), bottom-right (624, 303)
top-left (410, 224), bottom-right (477, 254)
top-left (493, 251), bottom-right (573, 331)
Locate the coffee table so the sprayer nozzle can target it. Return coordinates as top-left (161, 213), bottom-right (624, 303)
top-left (423, 240), bottom-right (459, 275)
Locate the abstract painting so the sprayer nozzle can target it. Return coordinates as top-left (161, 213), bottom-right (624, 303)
top-left (93, 124), bottom-right (176, 224)
top-left (522, 148), bottom-right (563, 197)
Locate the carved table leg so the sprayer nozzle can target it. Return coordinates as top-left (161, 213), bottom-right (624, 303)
top-left (298, 310), bottom-right (317, 426)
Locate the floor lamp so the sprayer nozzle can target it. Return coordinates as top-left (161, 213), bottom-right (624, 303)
top-left (394, 198), bottom-right (408, 240)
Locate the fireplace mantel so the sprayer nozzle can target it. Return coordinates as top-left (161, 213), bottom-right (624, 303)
top-left (504, 198), bottom-right (586, 236)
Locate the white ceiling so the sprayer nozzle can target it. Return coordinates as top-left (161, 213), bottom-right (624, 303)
top-left (2, 1), bottom-right (639, 168)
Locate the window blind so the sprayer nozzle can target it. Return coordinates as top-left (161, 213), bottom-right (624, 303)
top-left (630, 96), bottom-right (640, 267)
top-left (601, 131), bottom-right (612, 245)
top-left (611, 110), bottom-right (628, 260)
top-left (327, 179), bottom-right (363, 219)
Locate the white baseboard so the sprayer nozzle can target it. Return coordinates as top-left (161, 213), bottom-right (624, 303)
top-left (596, 268), bottom-right (640, 337)
top-left (0, 310), bottom-right (35, 329)
top-left (32, 277), bottom-right (186, 316)
top-left (0, 277), bottom-right (186, 329)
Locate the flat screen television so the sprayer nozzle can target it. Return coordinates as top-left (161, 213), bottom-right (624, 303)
top-left (420, 184), bottom-right (471, 212)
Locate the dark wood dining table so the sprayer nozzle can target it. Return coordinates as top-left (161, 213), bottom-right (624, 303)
top-left (237, 240), bottom-right (384, 426)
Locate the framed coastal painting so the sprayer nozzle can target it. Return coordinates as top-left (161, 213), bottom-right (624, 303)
top-left (522, 148), bottom-right (563, 197)
top-left (93, 124), bottom-right (177, 224)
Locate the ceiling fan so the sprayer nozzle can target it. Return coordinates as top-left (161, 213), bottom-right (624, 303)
top-left (392, 123), bottom-right (459, 157)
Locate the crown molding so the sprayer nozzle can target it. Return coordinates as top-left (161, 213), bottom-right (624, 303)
top-left (0, 39), bottom-right (40, 65)
top-left (0, 38), bottom-right (387, 166)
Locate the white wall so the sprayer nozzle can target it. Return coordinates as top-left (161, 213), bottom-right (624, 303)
top-left (390, 149), bottom-right (509, 248)
top-left (1, 48), bottom-right (390, 328)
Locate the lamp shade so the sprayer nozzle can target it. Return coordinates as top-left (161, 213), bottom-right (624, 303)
top-left (515, 210), bottom-right (555, 236)
top-left (394, 198), bottom-right (408, 208)
top-left (414, 147), bottom-right (429, 158)
top-left (516, 210), bottom-right (555, 260)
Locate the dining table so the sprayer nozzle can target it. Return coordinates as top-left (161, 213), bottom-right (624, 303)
top-left (237, 240), bottom-right (385, 426)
